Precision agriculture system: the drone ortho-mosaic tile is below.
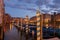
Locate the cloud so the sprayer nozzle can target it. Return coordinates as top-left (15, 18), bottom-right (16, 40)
top-left (4, 0), bottom-right (60, 15)
top-left (40, 0), bottom-right (60, 13)
top-left (53, 0), bottom-right (60, 4)
top-left (48, 0), bottom-right (60, 8)
top-left (40, 5), bottom-right (50, 10)
top-left (18, 0), bottom-right (37, 4)
top-left (4, 0), bottom-right (39, 11)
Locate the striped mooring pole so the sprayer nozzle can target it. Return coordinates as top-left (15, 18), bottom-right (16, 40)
top-left (25, 15), bottom-right (29, 40)
top-left (36, 10), bottom-right (43, 40)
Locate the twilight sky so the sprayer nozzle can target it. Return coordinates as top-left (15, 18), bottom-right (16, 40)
top-left (4, 0), bottom-right (60, 17)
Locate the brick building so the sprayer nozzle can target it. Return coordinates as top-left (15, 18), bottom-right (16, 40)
top-left (43, 13), bottom-right (51, 28)
top-left (30, 16), bottom-right (36, 25)
top-left (55, 13), bottom-right (60, 28)
top-left (30, 13), bottom-right (60, 28)
top-left (0, 0), bottom-right (5, 40)
top-left (11, 17), bottom-right (26, 26)
top-left (4, 13), bottom-right (11, 26)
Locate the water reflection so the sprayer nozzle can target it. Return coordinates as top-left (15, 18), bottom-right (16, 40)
top-left (4, 25), bottom-right (60, 40)
top-left (4, 26), bottom-right (20, 40)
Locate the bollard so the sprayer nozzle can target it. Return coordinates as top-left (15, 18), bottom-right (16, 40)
top-left (36, 10), bottom-right (43, 40)
top-left (32, 30), bottom-right (34, 40)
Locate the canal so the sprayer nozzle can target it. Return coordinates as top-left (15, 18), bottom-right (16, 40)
top-left (4, 26), bottom-right (60, 40)
top-left (4, 26), bottom-right (20, 40)
top-left (4, 26), bottom-right (33, 40)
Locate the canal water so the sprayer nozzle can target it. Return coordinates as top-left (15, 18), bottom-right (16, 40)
top-left (4, 26), bottom-right (32, 40)
top-left (4, 26), bottom-right (60, 40)
top-left (4, 26), bottom-right (20, 40)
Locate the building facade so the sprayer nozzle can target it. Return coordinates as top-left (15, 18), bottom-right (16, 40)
top-left (0, 0), bottom-right (5, 40)
top-left (55, 13), bottom-right (60, 28)
top-left (43, 13), bottom-right (51, 28)
top-left (30, 16), bottom-right (36, 25)
top-left (30, 13), bottom-right (60, 28)
top-left (4, 13), bottom-right (11, 27)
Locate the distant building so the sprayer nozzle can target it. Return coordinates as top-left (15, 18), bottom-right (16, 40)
top-left (0, 0), bottom-right (5, 26)
top-left (51, 12), bottom-right (60, 28)
top-left (30, 16), bottom-right (36, 25)
top-left (11, 17), bottom-right (20, 25)
top-left (4, 13), bottom-right (11, 27)
top-left (43, 13), bottom-right (51, 28)
top-left (30, 13), bottom-right (51, 27)
top-left (55, 13), bottom-right (60, 28)
top-left (11, 17), bottom-right (26, 26)
top-left (30, 13), bottom-right (60, 28)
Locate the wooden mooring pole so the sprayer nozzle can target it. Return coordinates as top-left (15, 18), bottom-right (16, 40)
top-left (25, 16), bottom-right (29, 40)
top-left (36, 10), bottom-right (43, 40)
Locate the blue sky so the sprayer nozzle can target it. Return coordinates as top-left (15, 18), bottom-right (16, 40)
top-left (4, 0), bottom-right (60, 17)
